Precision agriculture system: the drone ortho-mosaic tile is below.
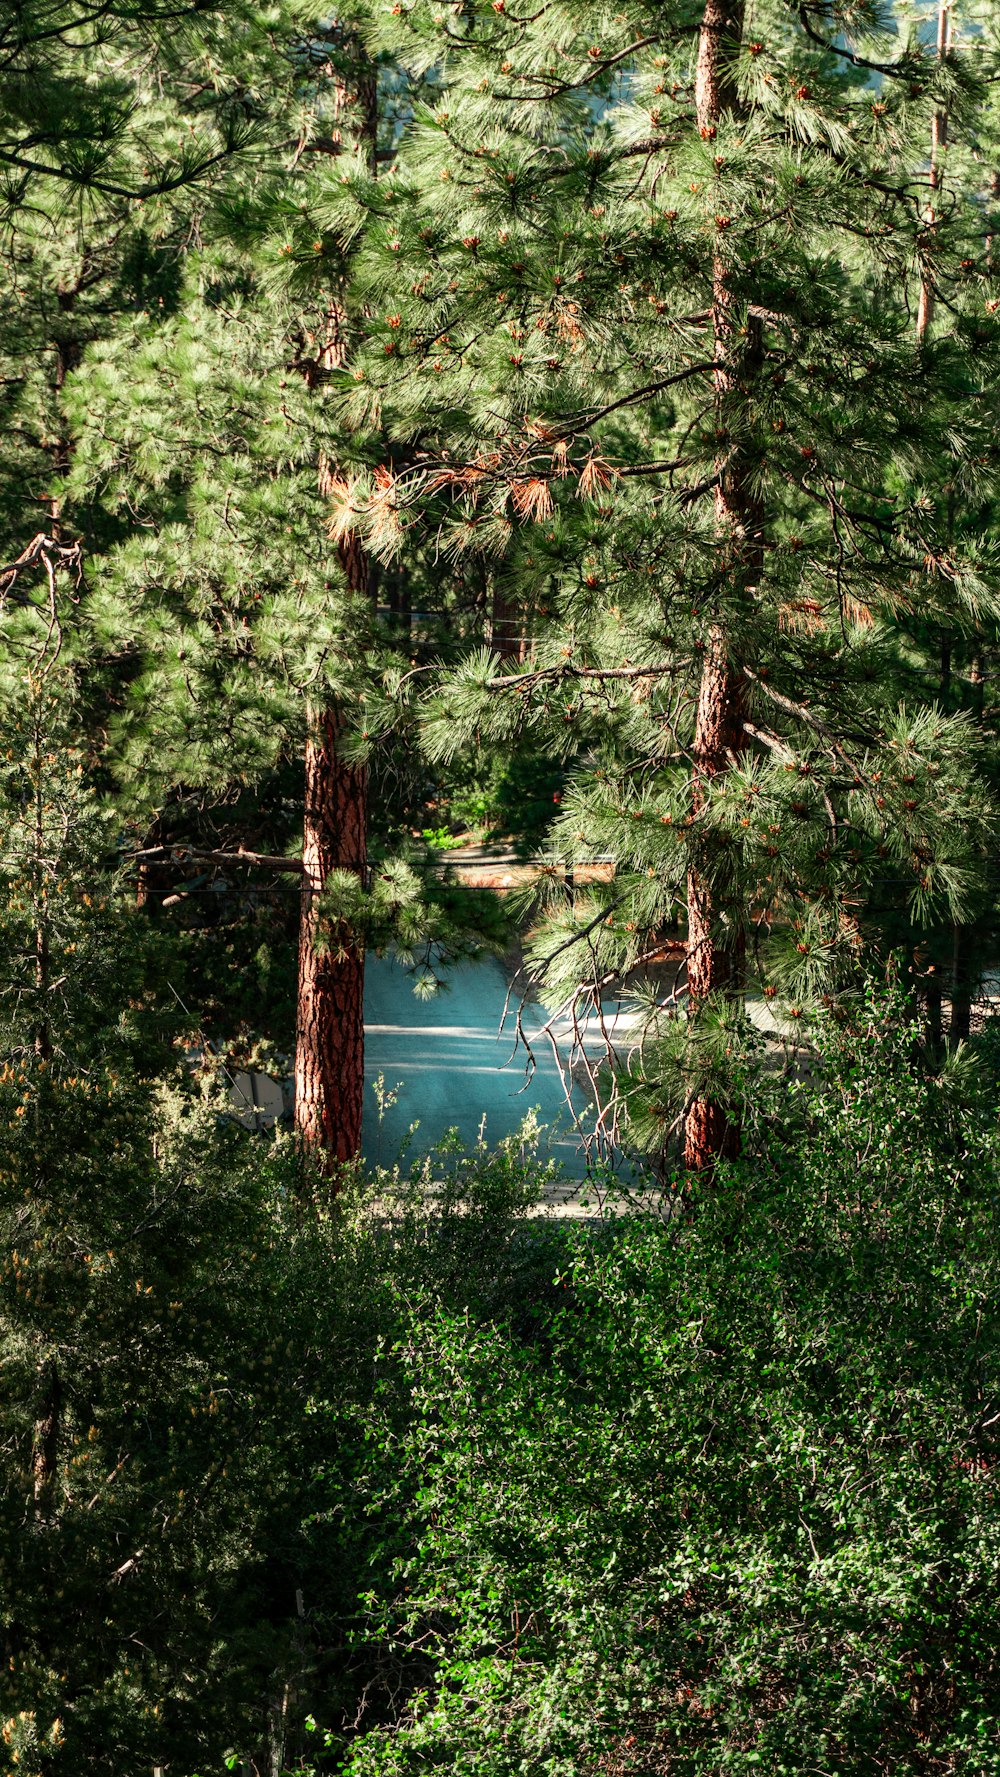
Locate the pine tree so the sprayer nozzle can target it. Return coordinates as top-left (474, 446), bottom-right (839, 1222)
top-left (336, 0), bottom-right (1000, 1169)
top-left (892, 0), bottom-right (1000, 1049)
top-left (28, 12), bottom-right (385, 1178)
top-left (60, 17), bottom-right (512, 1178)
top-left (0, 0), bottom-right (331, 878)
top-left (0, 0), bottom-right (296, 565)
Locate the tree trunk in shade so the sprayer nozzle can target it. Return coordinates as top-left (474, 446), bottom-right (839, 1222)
top-left (293, 475), bottom-right (374, 1173)
top-left (925, 953), bottom-right (943, 1056)
top-left (682, 0), bottom-right (758, 1172)
top-left (684, 629), bottom-right (745, 1169)
top-left (293, 411), bottom-right (376, 1173)
top-left (943, 651), bottom-right (987, 1050)
top-left (915, 0), bottom-right (952, 345)
top-left (950, 922), bottom-right (972, 1047)
top-left (32, 1359), bottom-right (60, 1515)
top-left (491, 580), bottom-right (525, 664)
top-left (294, 707), bottom-right (368, 1170)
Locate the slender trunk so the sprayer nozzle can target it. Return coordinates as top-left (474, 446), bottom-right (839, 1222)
top-left (916, 0), bottom-right (952, 344)
top-left (921, 637), bottom-right (952, 1051)
top-left (294, 459), bottom-right (373, 1172)
top-left (693, 0), bottom-right (745, 121)
top-left (945, 647), bottom-right (988, 1045)
top-left (49, 299), bottom-right (81, 534)
top-left (986, 170), bottom-right (1000, 276)
top-left (490, 581), bottom-right (525, 664)
top-left (34, 920), bottom-right (50, 1063)
top-left (926, 962), bottom-right (943, 1054)
top-left (917, 11), bottom-right (970, 1036)
top-left (683, 0), bottom-right (757, 1171)
top-left (31, 704), bottom-right (51, 1063)
top-left (32, 1360), bottom-right (60, 1515)
top-left (294, 462), bottom-right (374, 1174)
top-left (294, 709), bottom-right (367, 1171)
top-left (28, 295), bottom-right (81, 1057)
top-left (950, 922), bottom-right (972, 1045)
top-left (684, 629), bottom-right (745, 1167)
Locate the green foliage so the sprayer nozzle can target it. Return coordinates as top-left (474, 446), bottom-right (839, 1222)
top-left (0, 1064), bottom-right (314, 1775)
top-left (0, 680), bottom-right (171, 1072)
top-left (0, 702), bottom-right (553, 1773)
top-left (442, 749), bottom-right (568, 854)
top-left (327, 0), bottom-right (1000, 1133)
top-left (336, 992), bottom-right (1000, 1775)
top-left (0, 699), bottom-right (311, 1772)
top-left (318, 852), bottom-right (511, 989)
top-left (6, 3), bottom-right (1000, 1772)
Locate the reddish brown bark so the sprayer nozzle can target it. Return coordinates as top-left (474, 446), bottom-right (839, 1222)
top-left (684, 628), bottom-right (745, 1168)
top-left (693, 0), bottom-right (745, 124)
top-left (295, 706), bottom-right (368, 1171)
top-left (295, 363), bottom-right (373, 1173)
top-left (295, 225), bottom-right (375, 1172)
top-left (290, 25), bottom-right (377, 1179)
top-left (683, 0), bottom-right (757, 1172)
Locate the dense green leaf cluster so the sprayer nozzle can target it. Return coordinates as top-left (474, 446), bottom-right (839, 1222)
top-left (336, 996), bottom-right (1000, 1776)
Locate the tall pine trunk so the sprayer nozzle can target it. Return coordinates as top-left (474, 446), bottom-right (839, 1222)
top-left (913, 18), bottom-right (983, 1050)
top-left (683, 0), bottom-right (759, 1170)
top-left (685, 628), bottom-right (745, 1167)
top-left (295, 706), bottom-right (368, 1169)
top-left (293, 46), bottom-right (378, 1178)
top-left (293, 420), bottom-right (374, 1175)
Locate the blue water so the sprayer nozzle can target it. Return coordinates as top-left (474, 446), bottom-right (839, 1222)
top-left (362, 954), bottom-right (589, 1173)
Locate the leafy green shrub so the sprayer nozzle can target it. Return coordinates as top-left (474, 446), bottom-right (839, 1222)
top-left (332, 995), bottom-right (1000, 1776)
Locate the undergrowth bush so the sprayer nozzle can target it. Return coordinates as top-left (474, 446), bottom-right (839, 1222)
top-left (298, 991), bottom-right (1000, 1777)
top-left (12, 975), bottom-right (1000, 1777)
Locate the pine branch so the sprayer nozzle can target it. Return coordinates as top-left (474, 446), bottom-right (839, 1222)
top-left (574, 363), bottom-right (720, 430)
top-left (0, 141), bottom-right (237, 200)
top-left (796, 6), bottom-right (921, 81)
top-left (493, 35), bottom-right (660, 100)
top-left (483, 659), bottom-right (692, 691)
top-left (0, 0), bottom-right (224, 54)
top-left (742, 669), bottom-right (858, 771)
top-left (0, 535), bottom-right (82, 603)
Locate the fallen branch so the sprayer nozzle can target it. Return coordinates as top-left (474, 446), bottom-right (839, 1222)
top-left (133, 845), bottom-right (304, 874)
